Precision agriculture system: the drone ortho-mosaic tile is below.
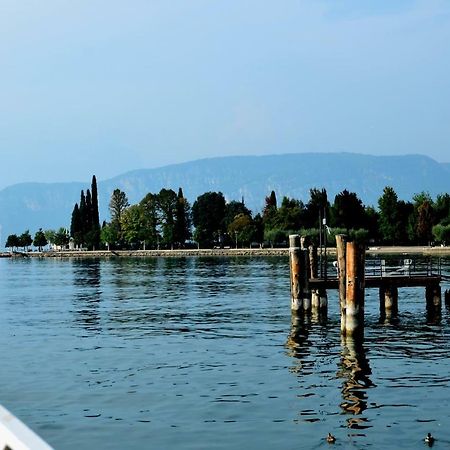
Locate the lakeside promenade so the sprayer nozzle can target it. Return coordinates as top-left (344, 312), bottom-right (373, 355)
top-left (2, 246), bottom-right (450, 258)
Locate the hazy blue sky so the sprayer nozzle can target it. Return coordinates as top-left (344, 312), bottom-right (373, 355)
top-left (1, 0), bottom-right (449, 189)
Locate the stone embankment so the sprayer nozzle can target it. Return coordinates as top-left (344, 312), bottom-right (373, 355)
top-left (1, 246), bottom-right (450, 259)
top-left (8, 248), bottom-right (289, 258)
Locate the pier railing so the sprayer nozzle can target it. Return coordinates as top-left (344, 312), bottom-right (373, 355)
top-left (365, 257), bottom-right (447, 279)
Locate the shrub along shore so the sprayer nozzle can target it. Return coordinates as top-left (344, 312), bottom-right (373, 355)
top-left (3, 245), bottom-right (450, 259)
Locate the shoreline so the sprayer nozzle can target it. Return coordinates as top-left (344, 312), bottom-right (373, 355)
top-left (2, 246), bottom-right (450, 259)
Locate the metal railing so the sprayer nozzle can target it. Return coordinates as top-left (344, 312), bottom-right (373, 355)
top-left (365, 258), bottom-right (447, 278)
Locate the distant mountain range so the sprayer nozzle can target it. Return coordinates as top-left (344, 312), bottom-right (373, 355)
top-left (1, 152), bottom-right (449, 245)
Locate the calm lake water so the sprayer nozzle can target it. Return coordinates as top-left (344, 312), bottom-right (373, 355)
top-left (1, 256), bottom-right (450, 449)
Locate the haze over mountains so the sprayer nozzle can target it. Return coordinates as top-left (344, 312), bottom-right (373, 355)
top-left (1, 152), bottom-right (449, 245)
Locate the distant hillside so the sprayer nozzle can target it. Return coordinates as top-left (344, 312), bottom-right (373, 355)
top-left (1, 152), bottom-right (449, 245)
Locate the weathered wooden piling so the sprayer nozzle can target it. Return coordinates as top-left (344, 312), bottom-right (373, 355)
top-left (426, 283), bottom-right (441, 310)
top-left (289, 235), bottom-right (312, 314)
top-left (344, 241), bottom-right (365, 337)
top-left (335, 235), bottom-right (347, 334)
top-left (319, 288), bottom-right (328, 310)
top-left (379, 285), bottom-right (398, 319)
top-left (289, 235), bottom-right (302, 313)
top-left (301, 245), bottom-right (311, 312)
top-left (309, 245), bottom-right (320, 310)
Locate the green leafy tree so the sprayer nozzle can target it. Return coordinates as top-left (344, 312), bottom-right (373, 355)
top-left (53, 228), bottom-right (69, 249)
top-left (363, 206), bottom-right (380, 243)
top-left (434, 193), bottom-right (450, 225)
top-left (192, 192), bottom-right (226, 248)
top-left (157, 188), bottom-right (178, 248)
top-left (331, 189), bottom-right (366, 232)
top-left (262, 190), bottom-right (278, 231)
top-left (304, 188), bottom-right (330, 229)
top-left (252, 213), bottom-right (264, 246)
top-left (19, 230), bottom-right (33, 251)
top-left (110, 189), bottom-right (129, 223)
top-left (33, 228), bottom-right (48, 251)
top-left (275, 196), bottom-right (305, 231)
top-left (109, 189), bottom-right (129, 247)
top-left (397, 200), bottom-right (414, 244)
top-left (416, 200), bottom-right (434, 245)
top-left (264, 228), bottom-right (287, 248)
top-left (378, 186), bottom-right (401, 244)
top-left (227, 213), bottom-right (256, 247)
top-left (44, 230), bottom-right (56, 247)
top-left (100, 222), bottom-right (119, 250)
top-left (5, 234), bottom-right (20, 251)
top-left (224, 200), bottom-right (252, 228)
top-left (432, 224), bottom-right (450, 245)
top-left (139, 193), bottom-right (159, 248)
top-left (412, 192), bottom-right (434, 244)
top-left (120, 204), bottom-right (149, 248)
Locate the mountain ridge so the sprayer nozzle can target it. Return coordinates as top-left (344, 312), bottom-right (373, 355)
top-left (1, 152), bottom-right (449, 244)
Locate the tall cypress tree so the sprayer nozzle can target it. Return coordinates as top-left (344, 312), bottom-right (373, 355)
top-left (85, 189), bottom-right (93, 233)
top-left (70, 178), bottom-right (102, 250)
top-left (85, 189), bottom-right (95, 249)
top-left (70, 203), bottom-right (82, 246)
top-left (174, 187), bottom-right (191, 247)
top-left (91, 175), bottom-right (101, 249)
top-left (79, 190), bottom-right (87, 244)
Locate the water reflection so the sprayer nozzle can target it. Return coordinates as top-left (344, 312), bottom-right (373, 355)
top-left (72, 259), bottom-right (102, 333)
top-left (426, 304), bottom-right (441, 325)
top-left (285, 315), bottom-right (312, 367)
top-left (338, 337), bottom-right (374, 429)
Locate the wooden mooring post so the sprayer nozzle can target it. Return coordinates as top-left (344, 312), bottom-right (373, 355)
top-left (336, 236), bottom-right (367, 336)
top-left (309, 244), bottom-right (319, 310)
top-left (336, 235), bottom-right (347, 334)
top-left (379, 285), bottom-right (398, 320)
top-left (426, 283), bottom-right (441, 311)
top-left (289, 235), bottom-right (310, 313)
top-left (309, 244), bottom-right (327, 319)
top-left (344, 241), bottom-right (365, 338)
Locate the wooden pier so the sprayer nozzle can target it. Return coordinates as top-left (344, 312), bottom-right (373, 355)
top-left (289, 234), bottom-right (446, 338)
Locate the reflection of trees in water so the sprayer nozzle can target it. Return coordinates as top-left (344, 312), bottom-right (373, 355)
top-left (106, 258), bottom-right (193, 328)
top-left (337, 337), bottom-right (374, 429)
top-left (72, 259), bottom-right (102, 332)
top-left (161, 257), bottom-right (189, 298)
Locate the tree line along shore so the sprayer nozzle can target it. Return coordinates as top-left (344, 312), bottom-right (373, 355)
top-left (4, 175), bottom-right (450, 253)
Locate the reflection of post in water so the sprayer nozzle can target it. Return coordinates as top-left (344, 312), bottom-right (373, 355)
top-left (286, 315), bottom-right (313, 374)
top-left (72, 259), bottom-right (102, 332)
top-left (426, 283), bottom-right (442, 325)
top-left (337, 337), bottom-right (374, 429)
